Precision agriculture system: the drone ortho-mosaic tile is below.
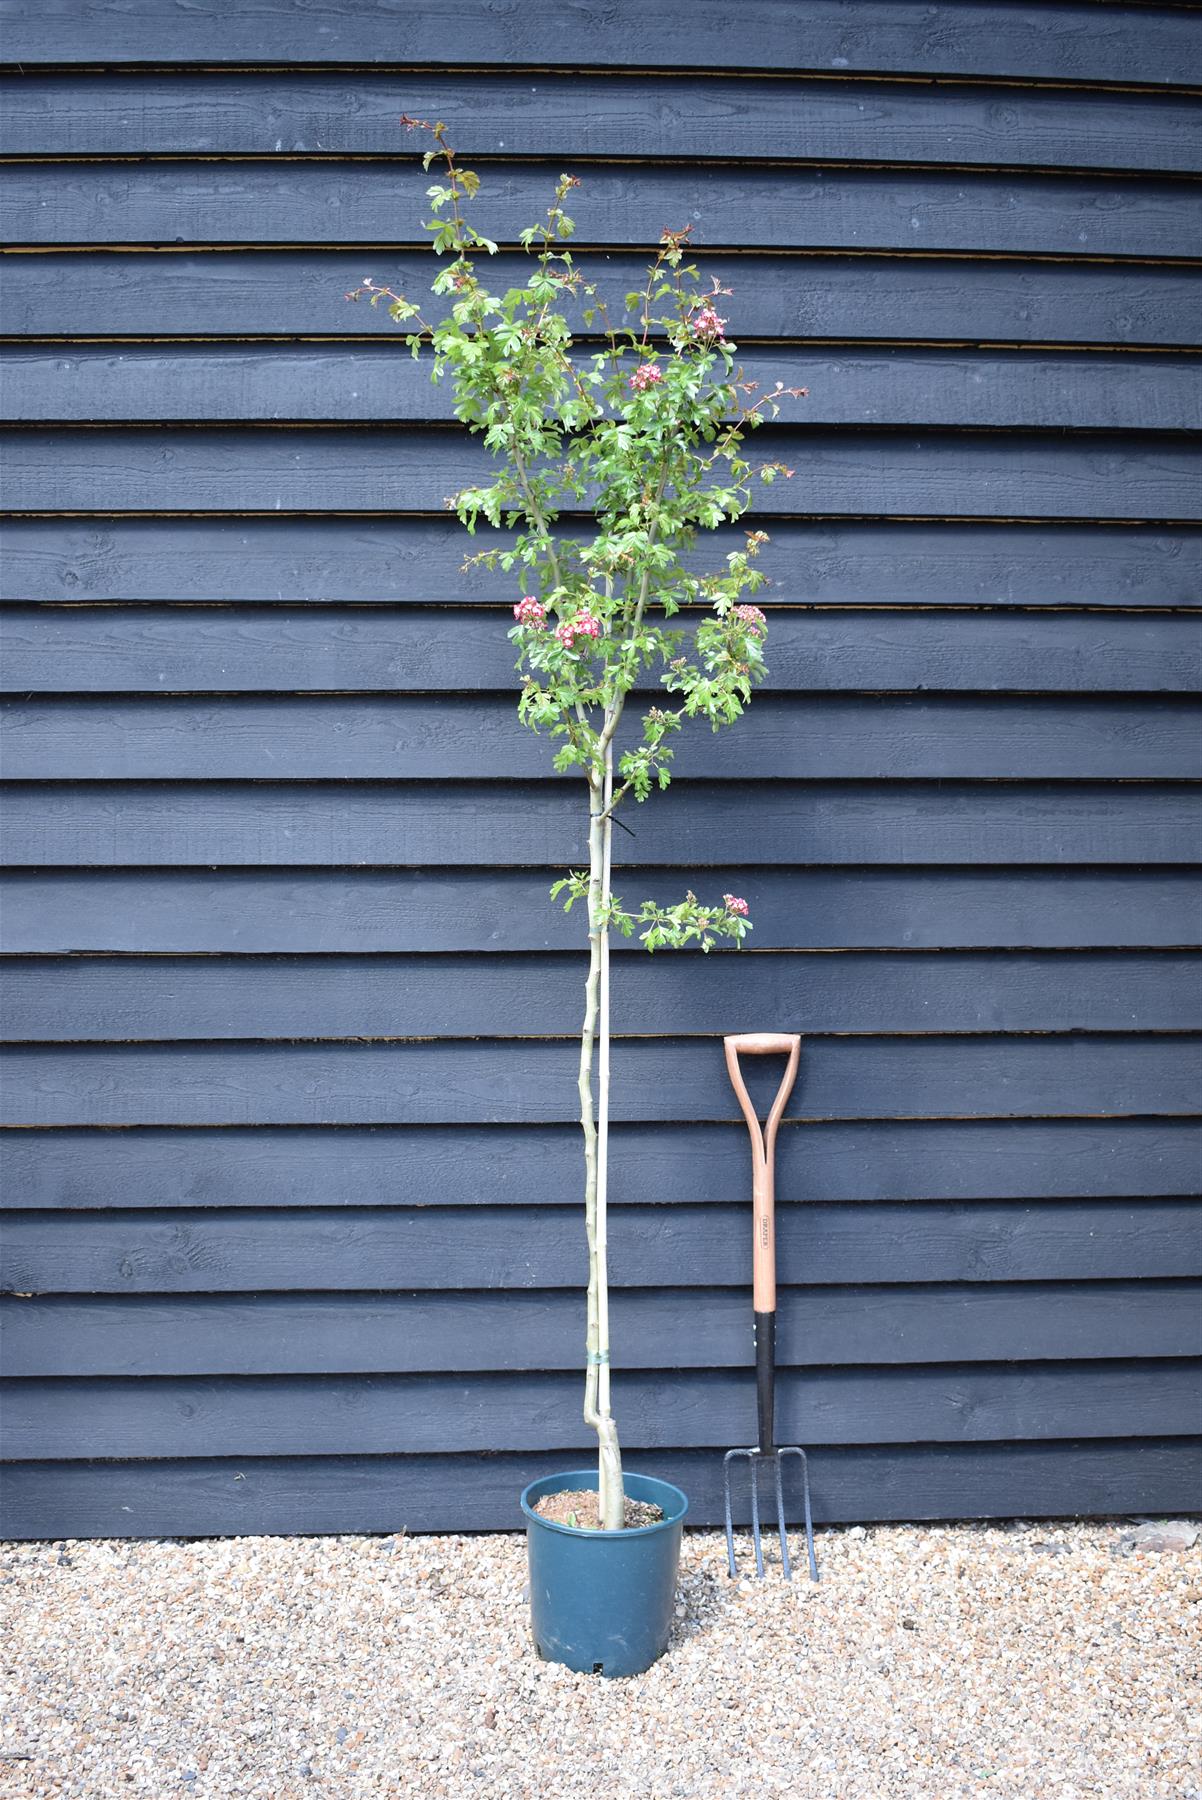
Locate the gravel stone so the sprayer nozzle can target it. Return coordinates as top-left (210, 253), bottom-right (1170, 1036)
top-left (1122, 1521), bottom-right (1200, 1554)
top-left (1, 1520), bottom-right (1198, 1799)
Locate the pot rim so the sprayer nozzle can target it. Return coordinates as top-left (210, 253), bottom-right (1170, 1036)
top-left (520, 1468), bottom-right (689, 1539)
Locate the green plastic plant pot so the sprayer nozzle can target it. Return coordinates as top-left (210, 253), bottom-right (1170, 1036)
top-left (520, 1469), bottom-right (689, 1678)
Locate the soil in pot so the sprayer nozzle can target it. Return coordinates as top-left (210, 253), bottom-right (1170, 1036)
top-left (532, 1489), bottom-right (664, 1530)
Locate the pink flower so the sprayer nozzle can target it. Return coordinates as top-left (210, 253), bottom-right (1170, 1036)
top-left (556, 609), bottom-right (602, 648)
top-left (734, 604), bottom-right (766, 637)
top-left (629, 363), bottom-right (664, 394)
top-left (513, 597), bottom-right (547, 628)
top-left (690, 305), bottom-right (728, 342)
top-left (723, 894), bottom-right (749, 917)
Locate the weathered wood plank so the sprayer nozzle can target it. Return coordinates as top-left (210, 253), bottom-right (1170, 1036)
top-left (8, 252), bottom-right (1197, 346)
top-left (5, 73), bottom-right (1201, 172)
top-left (6, 1360), bottom-right (1197, 1459)
top-left (5, 1440), bottom-right (1197, 1538)
top-left (4, 1201), bottom-right (1196, 1294)
top-left (5, 1118), bottom-right (1193, 1210)
top-left (5, 869), bottom-right (1199, 956)
top-left (7, 694), bottom-right (1199, 783)
top-left (8, 1282), bottom-right (1197, 1377)
top-left (11, 344), bottom-right (1200, 432)
top-left (4, 951), bottom-right (1197, 1042)
top-left (4, 518), bottom-right (1196, 607)
top-left (6, 780), bottom-right (1196, 867)
top-left (2, 1036), bottom-right (1196, 1127)
top-left (8, 428), bottom-right (1197, 520)
top-left (9, 344), bottom-right (1199, 432)
top-left (6, 162), bottom-right (1197, 258)
top-left (7, 607), bottom-right (1199, 697)
top-left (3, 2), bottom-right (1198, 87)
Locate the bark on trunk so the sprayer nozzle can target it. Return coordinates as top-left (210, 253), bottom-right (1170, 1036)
top-left (580, 760), bottom-right (624, 1529)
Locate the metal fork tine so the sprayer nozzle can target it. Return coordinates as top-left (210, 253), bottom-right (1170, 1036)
top-left (722, 1448), bottom-right (740, 1579)
top-left (722, 1445), bottom-right (818, 1581)
top-left (749, 1454), bottom-right (765, 1578)
top-left (780, 1445), bottom-right (819, 1583)
top-left (771, 1451), bottom-right (793, 1581)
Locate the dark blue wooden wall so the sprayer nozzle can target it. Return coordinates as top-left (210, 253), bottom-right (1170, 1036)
top-left (1, 1), bottom-right (1200, 1538)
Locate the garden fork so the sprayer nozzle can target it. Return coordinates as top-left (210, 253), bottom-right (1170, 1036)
top-left (721, 1032), bottom-right (819, 1583)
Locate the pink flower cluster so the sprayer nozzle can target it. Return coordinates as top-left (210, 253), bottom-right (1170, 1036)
top-left (690, 305), bottom-right (728, 342)
top-left (513, 596), bottom-right (547, 628)
top-left (556, 609), bottom-right (603, 649)
top-left (723, 894), bottom-right (749, 917)
top-left (628, 363), bottom-right (664, 394)
top-left (734, 604), bottom-right (767, 637)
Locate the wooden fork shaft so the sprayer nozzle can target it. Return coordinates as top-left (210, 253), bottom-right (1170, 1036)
top-left (723, 1033), bottom-right (800, 1317)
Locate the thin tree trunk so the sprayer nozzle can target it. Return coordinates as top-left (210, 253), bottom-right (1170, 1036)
top-left (597, 744), bottom-right (619, 1499)
top-left (581, 749), bottom-right (624, 1528)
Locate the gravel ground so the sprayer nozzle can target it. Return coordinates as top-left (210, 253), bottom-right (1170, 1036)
top-left (2, 1519), bottom-right (1199, 1800)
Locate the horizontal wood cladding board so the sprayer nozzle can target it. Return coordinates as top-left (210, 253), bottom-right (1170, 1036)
top-left (7, 428), bottom-right (1198, 519)
top-left (8, 1282), bottom-right (1199, 1377)
top-left (2, 2), bottom-right (1199, 86)
top-left (12, 345), bottom-right (1202, 433)
top-left (6, 1360), bottom-right (1199, 1459)
top-left (7, 695), bottom-right (1200, 782)
top-left (5, 1439), bottom-right (1199, 1538)
top-left (0, 341), bottom-right (1168, 434)
top-left (9, 252), bottom-right (1199, 347)
top-left (7, 608), bottom-right (1200, 698)
top-left (6, 163), bottom-right (1199, 258)
top-left (5, 869), bottom-right (1200, 954)
top-left (3, 1036), bottom-right (1198, 1126)
top-left (4, 518), bottom-right (1197, 607)
top-left (5, 1201), bottom-right (1196, 1294)
top-left (6, 74), bottom-right (1202, 172)
top-left (6, 1118), bottom-right (1193, 1209)
top-left (7, 780), bottom-right (1199, 866)
top-left (5, 951), bottom-right (1198, 1041)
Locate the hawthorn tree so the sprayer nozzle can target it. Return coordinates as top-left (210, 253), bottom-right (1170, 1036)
top-left (351, 122), bottom-right (802, 1528)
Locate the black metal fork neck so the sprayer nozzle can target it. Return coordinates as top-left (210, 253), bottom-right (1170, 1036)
top-left (754, 1310), bottom-right (775, 1451)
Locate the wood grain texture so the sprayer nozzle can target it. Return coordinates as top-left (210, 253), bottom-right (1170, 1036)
top-left (3, 1035), bottom-right (1197, 1127)
top-left (6, 607), bottom-right (1199, 697)
top-left (5, 73), bottom-right (1201, 172)
top-left (3, 2), bottom-right (1199, 85)
top-left (6, 162), bottom-right (1198, 258)
top-left (11, 344), bottom-right (1201, 432)
top-left (4, 951), bottom-right (1197, 1041)
top-left (7, 694), bottom-right (1199, 782)
top-left (8, 251), bottom-right (1198, 346)
top-left (6, 1360), bottom-right (1198, 1459)
top-left (4, 1201), bottom-right (1196, 1294)
top-left (6, 780), bottom-right (1197, 867)
top-left (8, 427), bottom-right (1198, 520)
top-left (11, 428), bottom-right (1202, 522)
top-left (5, 1440), bottom-right (1198, 1538)
top-left (5, 1118), bottom-right (1193, 1209)
top-left (5, 518), bottom-right (1197, 607)
top-left (8, 1282), bottom-right (1198, 1377)
top-left (5, 868), bottom-right (1199, 955)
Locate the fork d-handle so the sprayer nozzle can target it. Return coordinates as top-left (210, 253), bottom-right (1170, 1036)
top-left (723, 1032), bottom-right (801, 1451)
